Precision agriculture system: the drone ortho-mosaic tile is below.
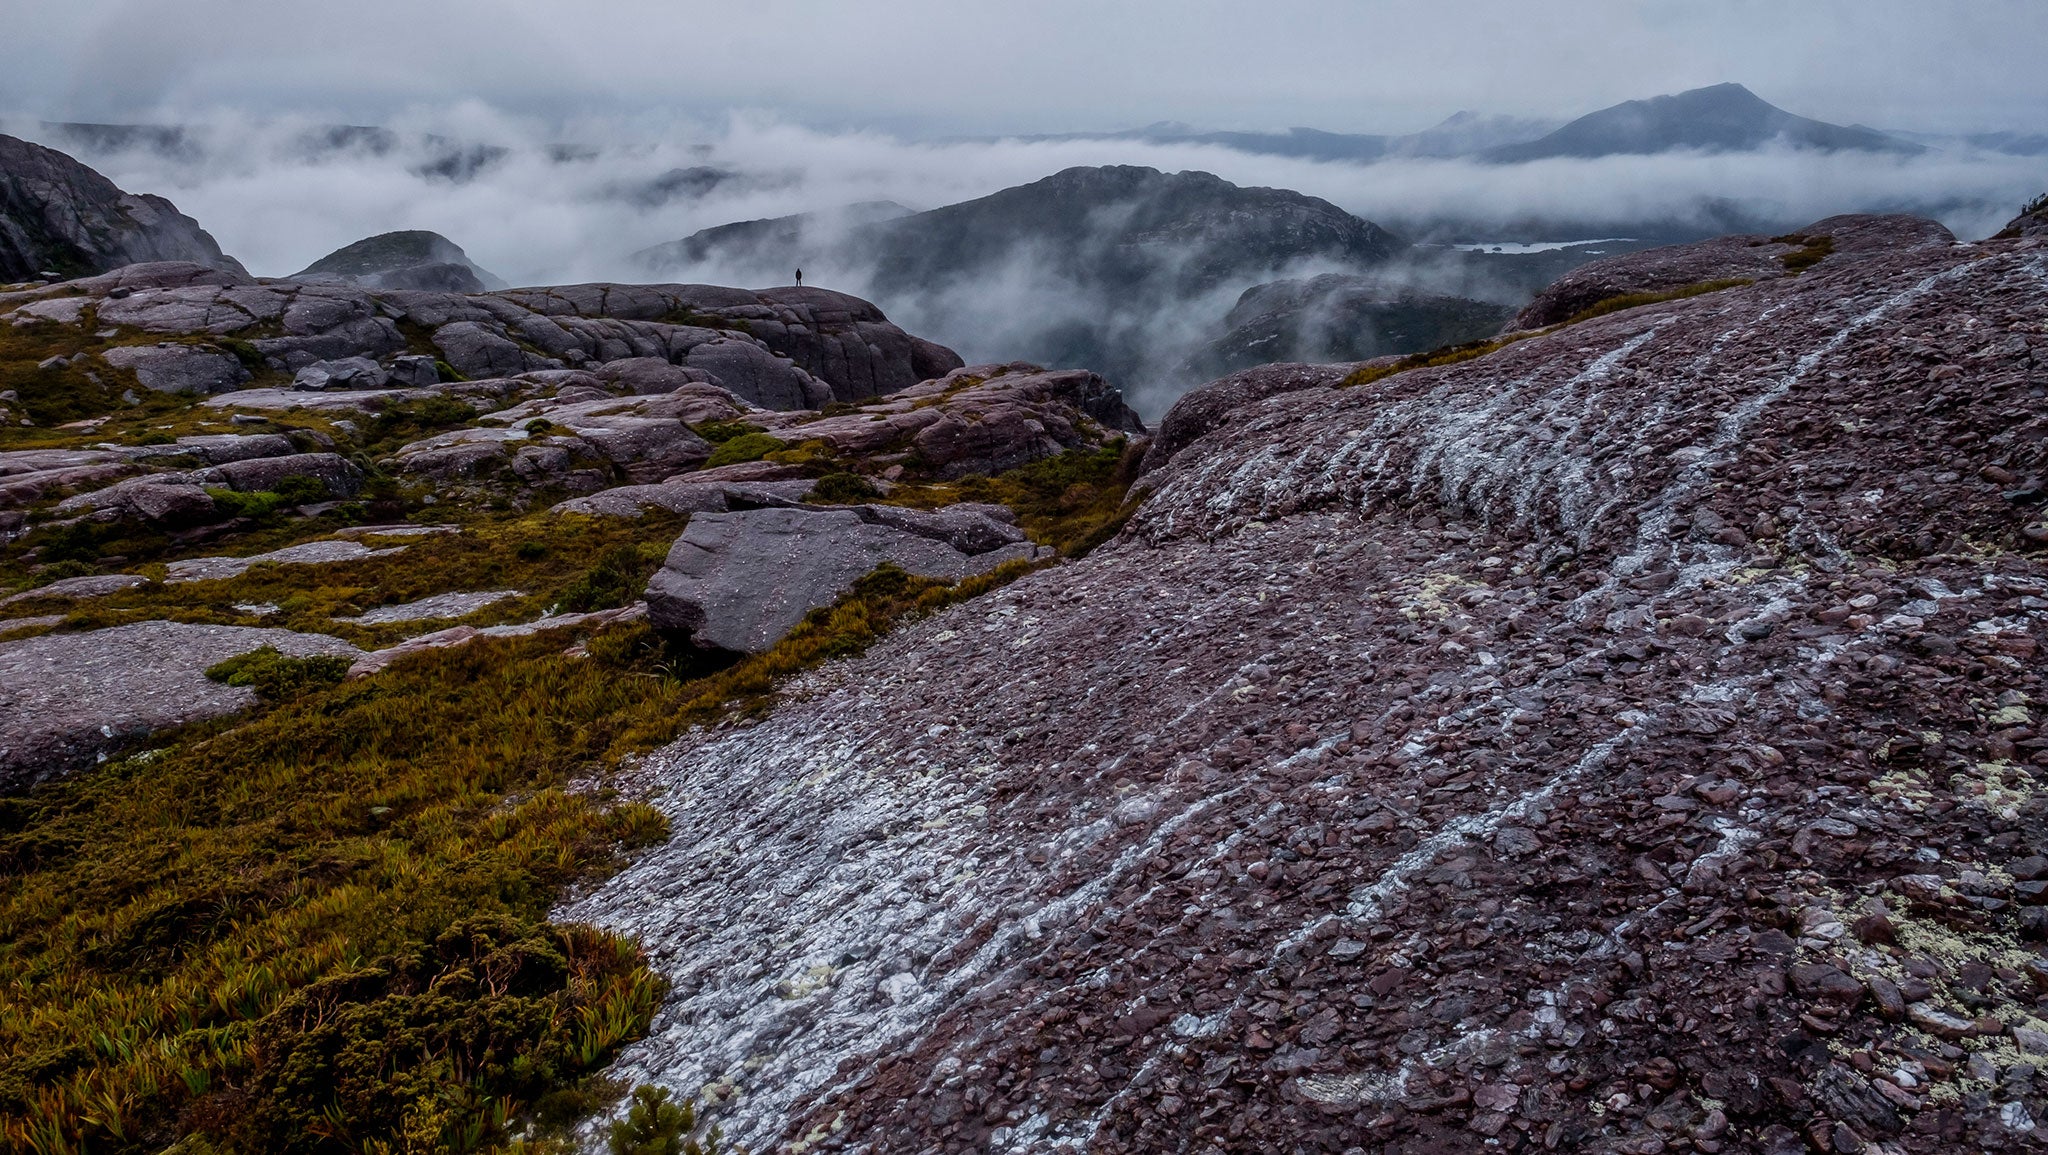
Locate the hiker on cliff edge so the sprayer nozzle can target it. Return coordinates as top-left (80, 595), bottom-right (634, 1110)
top-left (795, 268), bottom-right (803, 286)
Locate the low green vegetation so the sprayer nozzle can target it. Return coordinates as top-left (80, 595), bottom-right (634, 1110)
top-left (1557, 277), bottom-right (1754, 327)
top-left (1339, 275), bottom-right (1760, 391)
top-left (607, 1085), bottom-right (729, 1155)
top-left (701, 432), bottom-right (783, 470)
top-left (687, 421), bottom-right (761, 445)
top-left (1772, 232), bottom-right (1835, 273)
top-left (882, 441), bottom-right (1143, 558)
top-left (1340, 331), bottom-right (1537, 389)
top-left (204, 646), bottom-right (352, 700)
top-left (805, 471), bottom-right (882, 504)
top-left (0, 552), bottom-right (1033, 1153)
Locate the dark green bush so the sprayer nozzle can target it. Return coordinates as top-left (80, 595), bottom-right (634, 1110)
top-left (808, 472), bottom-right (881, 504)
top-left (271, 474), bottom-right (331, 505)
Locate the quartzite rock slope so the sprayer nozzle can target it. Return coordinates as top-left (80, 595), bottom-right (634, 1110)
top-left (570, 216), bottom-right (2048, 1153)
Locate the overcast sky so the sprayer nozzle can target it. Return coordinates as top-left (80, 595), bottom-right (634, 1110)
top-left (4, 1), bottom-right (2045, 136)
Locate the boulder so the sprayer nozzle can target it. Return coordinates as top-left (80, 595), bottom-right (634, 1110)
top-left (120, 432), bottom-right (296, 466)
top-left (54, 474), bottom-right (217, 522)
top-left (387, 354), bottom-right (442, 387)
top-left (645, 504), bottom-right (1040, 652)
top-left (199, 452), bottom-right (363, 497)
top-left (292, 356), bottom-right (388, 391)
top-left (99, 343), bottom-right (250, 394)
top-left (747, 364), bottom-right (1145, 479)
top-left (0, 621), bottom-right (360, 787)
top-left (596, 356), bottom-right (718, 395)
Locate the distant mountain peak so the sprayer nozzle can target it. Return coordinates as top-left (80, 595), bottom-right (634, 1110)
top-left (292, 229), bottom-right (505, 292)
top-left (1485, 82), bottom-right (1921, 162)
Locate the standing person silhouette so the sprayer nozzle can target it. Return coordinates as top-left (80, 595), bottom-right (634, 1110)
top-left (795, 268), bottom-right (803, 286)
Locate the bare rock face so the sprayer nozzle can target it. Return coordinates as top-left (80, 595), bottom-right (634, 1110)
top-left (1138, 360), bottom-right (1364, 474)
top-left (569, 215), bottom-right (2048, 1153)
top-left (644, 503), bottom-right (1041, 653)
top-left (501, 283), bottom-right (965, 402)
top-left (0, 621), bottom-right (359, 788)
top-left (0, 134), bottom-right (246, 282)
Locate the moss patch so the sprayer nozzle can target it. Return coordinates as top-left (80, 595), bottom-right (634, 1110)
top-left (701, 432), bottom-right (783, 470)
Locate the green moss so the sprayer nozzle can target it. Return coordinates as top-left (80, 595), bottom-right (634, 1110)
top-left (1558, 278), bottom-right (1755, 326)
top-left (37, 509), bottom-right (691, 650)
top-left (701, 432), bottom-right (783, 470)
top-left (690, 421), bottom-right (763, 446)
top-left (1341, 332), bottom-right (1536, 388)
top-left (204, 646), bottom-right (352, 699)
top-left (1772, 233), bottom-right (1835, 274)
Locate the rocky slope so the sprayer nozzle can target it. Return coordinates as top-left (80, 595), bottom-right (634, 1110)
top-left (0, 133), bottom-right (246, 282)
top-left (0, 248), bottom-right (1141, 789)
top-left (289, 229), bottom-right (507, 293)
top-left (569, 214), bottom-right (2048, 1153)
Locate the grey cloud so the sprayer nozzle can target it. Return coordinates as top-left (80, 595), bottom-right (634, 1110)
top-left (3, 2), bottom-right (2044, 135)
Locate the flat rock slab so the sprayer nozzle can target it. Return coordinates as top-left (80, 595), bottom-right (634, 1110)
top-left (0, 615), bottom-right (62, 637)
top-left (0, 621), bottom-right (361, 788)
top-left (645, 504), bottom-right (1039, 653)
top-left (167, 540), bottom-right (406, 583)
top-left (553, 478), bottom-right (816, 517)
top-left (346, 589), bottom-right (521, 625)
top-left (347, 602), bottom-right (645, 677)
top-left (330, 523), bottom-right (461, 539)
top-left (1, 573), bottom-right (149, 606)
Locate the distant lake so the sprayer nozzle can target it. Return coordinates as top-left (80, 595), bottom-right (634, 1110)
top-left (1447, 238), bottom-right (1636, 254)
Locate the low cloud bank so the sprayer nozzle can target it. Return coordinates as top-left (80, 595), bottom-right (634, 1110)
top-left (11, 105), bottom-right (2040, 413)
